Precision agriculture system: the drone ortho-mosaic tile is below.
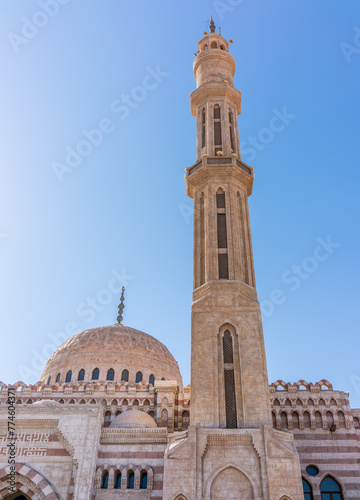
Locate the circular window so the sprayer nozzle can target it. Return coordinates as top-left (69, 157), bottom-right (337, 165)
top-left (306, 465), bottom-right (319, 476)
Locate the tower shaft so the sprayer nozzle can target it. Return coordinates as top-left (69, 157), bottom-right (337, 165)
top-left (187, 29), bottom-right (271, 429)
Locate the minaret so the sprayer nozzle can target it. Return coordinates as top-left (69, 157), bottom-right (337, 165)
top-left (186, 18), bottom-right (271, 429)
top-left (163, 21), bottom-right (303, 500)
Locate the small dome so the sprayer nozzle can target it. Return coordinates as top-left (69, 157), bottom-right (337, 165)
top-left (109, 410), bottom-right (157, 429)
top-left (41, 324), bottom-right (182, 390)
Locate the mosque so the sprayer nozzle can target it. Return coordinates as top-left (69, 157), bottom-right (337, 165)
top-left (0, 18), bottom-right (359, 500)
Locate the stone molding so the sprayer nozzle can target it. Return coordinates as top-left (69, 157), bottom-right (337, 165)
top-left (101, 428), bottom-right (167, 445)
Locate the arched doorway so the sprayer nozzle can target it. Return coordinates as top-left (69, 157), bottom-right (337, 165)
top-left (210, 466), bottom-right (254, 500)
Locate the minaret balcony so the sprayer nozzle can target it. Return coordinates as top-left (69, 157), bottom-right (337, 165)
top-left (185, 154), bottom-right (254, 198)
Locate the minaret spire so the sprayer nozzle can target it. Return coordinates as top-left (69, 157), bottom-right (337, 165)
top-left (209, 16), bottom-right (216, 33)
top-left (117, 286), bottom-right (125, 324)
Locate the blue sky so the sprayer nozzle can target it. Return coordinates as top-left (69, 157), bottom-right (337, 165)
top-left (0, 1), bottom-right (359, 407)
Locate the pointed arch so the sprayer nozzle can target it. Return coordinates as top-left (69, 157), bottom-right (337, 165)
top-left (204, 462), bottom-right (255, 498)
top-left (302, 477), bottom-right (313, 500)
top-left (320, 475), bottom-right (343, 499)
top-left (0, 464), bottom-right (58, 499)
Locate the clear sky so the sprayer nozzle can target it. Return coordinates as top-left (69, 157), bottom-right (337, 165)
top-left (1, 1), bottom-right (359, 407)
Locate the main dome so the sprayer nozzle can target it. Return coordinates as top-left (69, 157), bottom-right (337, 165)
top-left (41, 324), bottom-right (183, 390)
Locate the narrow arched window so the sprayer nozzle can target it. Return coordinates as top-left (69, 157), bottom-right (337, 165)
top-left (272, 412), bottom-right (276, 428)
top-left (92, 368), bottom-right (99, 380)
top-left (47, 376), bottom-right (51, 386)
top-left (280, 411), bottom-right (288, 430)
top-left (223, 330), bottom-right (237, 428)
top-left (65, 370), bottom-right (72, 383)
top-left (302, 478), bottom-right (313, 500)
top-left (338, 410), bottom-right (346, 429)
top-left (121, 369), bottom-right (129, 382)
top-left (78, 369), bottom-right (85, 381)
top-left (213, 104), bottom-right (222, 154)
top-left (101, 471), bottom-right (109, 489)
top-left (216, 189), bottom-right (229, 279)
top-left (201, 108), bottom-right (206, 148)
top-left (127, 470), bottom-right (134, 489)
top-left (56, 373), bottom-right (61, 383)
top-left (140, 470), bottom-right (148, 489)
top-left (182, 410), bottom-right (190, 430)
top-left (223, 330), bottom-right (233, 363)
top-left (229, 110), bottom-right (235, 152)
top-left (211, 41), bottom-right (217, 49)
top-left (320, 476), bottom-right (343, 499)
top-left (114, 471), bottom-right (121, 489)
top-left (315, 411), bottom-right (322, 429)
top-left (292, 411), bottom-right (300, 429)
top-left (136, 371), bottom-right (142, 383)
top-left (107, 368), bottom-right (114, 381)
top-left (149, 374), bottom-right (155, 385)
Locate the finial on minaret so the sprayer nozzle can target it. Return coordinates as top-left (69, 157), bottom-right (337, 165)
top-left (209, 16), bottom-right (216, 33)
top-left (117, 286), bottom-right (125, 324)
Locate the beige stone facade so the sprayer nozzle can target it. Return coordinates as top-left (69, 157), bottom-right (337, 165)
top-left (0, 19), bottom-right (359, 500)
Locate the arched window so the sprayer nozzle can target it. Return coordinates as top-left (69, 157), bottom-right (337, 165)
top-left (223, 330), bottom-right (237, 428)
top-left (56, 373), bottom-right (61, 383)
top-left (140, 470), bottom-right (148, 489)
top-left (114, 471), bottom-right (121, 489)
top-left (280, 411), bottom-right (288, 430)
top-left (213, 104), bottom-right (222, 154)
top-left (211, 41), bottom-right (217, 49)
top-left (107, 368), bottom-right (114, 381)
top-left (92, 368), bottom-right (99, 380)
top-left (338, 410), bottom-right (346, 429)
top-left (292, 411), bottom-right (300, 429)
top-left (326, 410), bottom-right (334, 428)
top-left (47, 376), bottom-right (51, 386)
top-left (149, 374), bottom-right (155, 385)
top-left (127, 470), bottom-right (134, 489)
top-left (302, 478), bottom-right (313, 500)
top-left (304, 411), bottom-right (311, 429)
top-left (182, 410), bottom-right (190, 430)
top-left (229, 110), bottom-right (235, 152)
top-left (201, 107), bottom-right (206, 148)
top-left (104, 410), bottom-right (111, 427)
top-left (136, 371), bottom-right (142, 383)
top-left (161, 408), bottom-right (168, 427)
top-left (65, 370), bottom-right (72, 383)
top-left (354, 416), bottom-right (359, 429)
top-left (272, 411), bottom-right (277, 428)
top-left (78, 369), bottom-right (85, 381)
top-left (315, 411), bottom-right (323, 429)
top-left (121, 369), bottom-right (129, 382)
top-left (320, 476), bottom-right (343, 499)
top-left (101, 471), bottom-right (109, 489)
